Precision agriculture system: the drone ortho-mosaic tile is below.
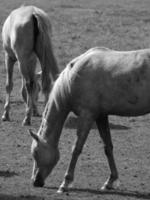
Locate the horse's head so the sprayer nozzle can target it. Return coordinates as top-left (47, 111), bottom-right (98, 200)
top-left (29, 129), bottom-right (59, 187)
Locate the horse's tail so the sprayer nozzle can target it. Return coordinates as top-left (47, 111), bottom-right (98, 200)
top-left (32, 7), bottom-right (59, 100)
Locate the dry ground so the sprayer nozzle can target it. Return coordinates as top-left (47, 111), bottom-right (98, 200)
top-left (1, 0), bottom-right (150, 199)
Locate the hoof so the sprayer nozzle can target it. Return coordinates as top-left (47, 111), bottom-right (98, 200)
top-left (2, 114), bottom-right (10, 121)
top-left (57, 186), bottom-right (70, 194)
top-left (57, 187), bottom-right (66, 194)
top-left (57, 182), bottom-right (73, 194)
top-left (57, 183), bottom-right (67, 194)
top-left (32, 180), bottom-right (44, 188)
top-left (22, 118), bottom-right (31, 126)
top-left (101, 178), bottom-right (120, 190)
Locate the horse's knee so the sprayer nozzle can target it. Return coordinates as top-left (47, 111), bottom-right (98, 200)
top-left (6, 82), bottom-right (13, 93)
top-left (24, 79), bottom-right (41, 114)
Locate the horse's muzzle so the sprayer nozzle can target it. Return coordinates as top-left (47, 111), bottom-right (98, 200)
top-left (32, 173), bottom-right (44, 187)
top-left (32, 179), bottom-right (44, 187)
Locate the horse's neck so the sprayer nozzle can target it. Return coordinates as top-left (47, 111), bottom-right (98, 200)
top-left (39, 100), bottom-right (68, 145)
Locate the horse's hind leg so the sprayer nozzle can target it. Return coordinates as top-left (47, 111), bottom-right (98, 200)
top-left (2, 53), bottom-right (16, 121)
top-left (21, 77), bottom-right (40, 117)
top-left (96, 115), bottom-right (120, 190)
top-left (57, 111), bottom-right (94, 193)
top-left (22, 77), bottom-right (36, 126)
top-left (19, 54), bottom-right (38, 125)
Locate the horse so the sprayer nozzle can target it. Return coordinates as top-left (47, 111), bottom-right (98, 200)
top-left (2, 5), bottom-right (59, 125)
top-left (29, 46), bottom-right (150, 193)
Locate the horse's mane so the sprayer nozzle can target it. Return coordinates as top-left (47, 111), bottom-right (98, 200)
top-left (49, 47), bottom-right (108, 109)
top-left (44, 47), bottom-right (112, 111)
top-left (40, 63), bottom-right (72, 119)
top-left (51, 64), bottom-right (71, 109)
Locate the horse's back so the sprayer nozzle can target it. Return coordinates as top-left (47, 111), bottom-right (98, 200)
top-left (67, 48), bottom-right (150, 117)
top-left (70, 47), bottom-right (150, 75)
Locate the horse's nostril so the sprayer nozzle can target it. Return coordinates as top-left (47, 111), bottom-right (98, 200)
top-left (31, 169), bottom-right (45, 187)
top-left (32, 179), bottom-right (44, 187)
top-left (32, 175), bottom-right (44, 187)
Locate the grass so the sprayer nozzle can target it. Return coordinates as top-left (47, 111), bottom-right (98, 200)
top-left (1, 0), bottom-right (150, 199)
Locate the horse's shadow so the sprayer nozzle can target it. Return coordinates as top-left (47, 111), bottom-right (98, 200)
top-left (47, 186), bottom-right (150, 199)
top-left (71, 188), bottom-right (150, 199)
top-left (0, 171), bottom-right (40, 200)
top-left (0, 170), bottom-right (18, 178)
top-left (0, 194), bottom-right (41, 200)
top-left (1, 188), bottom-right (150, 200)
top-left (65, 116), bottom-right (130, 130)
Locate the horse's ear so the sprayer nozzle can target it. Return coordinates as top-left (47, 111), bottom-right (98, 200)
top-left (28, 129), bottom-right (39, 142)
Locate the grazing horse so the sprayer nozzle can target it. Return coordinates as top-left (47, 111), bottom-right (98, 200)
top-left (29, 47), bottom-right (150, 192)
top-left (2, 6), bottom-right (59, 125)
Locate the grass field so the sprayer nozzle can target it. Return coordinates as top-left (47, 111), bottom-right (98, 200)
top-left (1, 0), bottom-right (150, 199)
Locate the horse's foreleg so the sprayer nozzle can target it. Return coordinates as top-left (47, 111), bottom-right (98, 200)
top-left (57, 111), bottom-right (94, 193)
top-left (96, 115), bottom-right (120, 190)
top-left (2, 53), bottom-right (15, 121)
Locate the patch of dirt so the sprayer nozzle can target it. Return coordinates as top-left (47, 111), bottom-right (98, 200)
top-left (1, 0), bottom-right (150, 200)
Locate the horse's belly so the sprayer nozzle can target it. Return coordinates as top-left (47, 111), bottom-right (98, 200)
top-left (109, 104), bottom-right (150, 116)
top-left (107, 91), bottom-right (150, 116)
top-left (100, 72), bottom-right (150, 116)
top-left (71, 69), bottom-right (150, 117)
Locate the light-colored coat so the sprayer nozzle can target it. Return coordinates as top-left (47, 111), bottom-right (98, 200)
top-left (67, 47), bottom-right (150, 117)
top-left (2, 6), bottom-right (59, 125)
top-left (30, 47), bottom-right (150, 192)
